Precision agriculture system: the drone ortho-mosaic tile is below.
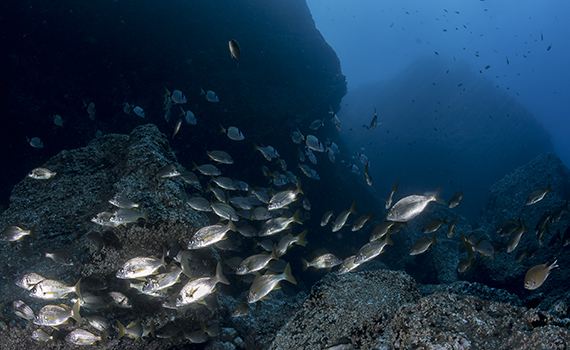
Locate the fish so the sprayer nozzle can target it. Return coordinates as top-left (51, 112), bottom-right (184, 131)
top-left (506, 219), bottom-right (528, 253)
top-left (457, 258), bottom-right (474, 273)
top-left (337, 255), bottom-right (361, 275)
top-left (228, 39), bottom-right (241, 66)
top-left (525, 182), bottom-right (552, 205)
top-left (91, 211), bottom-right (116, 227)
top-left (193, 162), bottom-right (221, 176)
top-left (28, 137), bottom-right (44, 148)
top-left (382, 180), bottom-right (399, 209)
top-left (117, 319), bottom-right (144, 340)
top-left (133, 106), bottom-right (145, 118)
top-left (171, 89), bottom-right (187, 104)
top-left (211, 202), bottom-right (238, 221)
top-left (29, 277), bottom-right (81, 300)
top-left (15, 272), bottom-right (46, 290)
top-left (205, 90), bottom-right (219, 103)
top-left (11, 300), bottom-right (35, 320)
top-left (252, 207), bottom-right (271, 221)
top-left (247, 263), bottom-right (296, 303)
top-left (369, 106), bottom-right (378, 130)
top-left (268, 185), bottom-right (303, 210)
top-left (258, 209), bottom-right (302, 237)
top-left (232, 302), bottom-right (250, 317)
top-left (207, 150), bottom-right (234, 164)
top-left (551, 201), bottom-right (569, 223)
top-left (305, 148), bottom-right (317, 164)
top-left (236, 247), bottom-right (279, 275)
top-left (108, 291), bottom-right (132, 309)
top-left (524, 259), bottom-right (559, 290)
top-left (254, 143), bottom-right (279, 161)
top-left (496, 219), bottom-right (519, 237)
top-left (305, 135), bottom-right (325, 152)
top-left (364, 162), bottom-right (372, 186)
top-left (221, 125), bottom-right (245, 141)
top-left (42, 248), bottom-right (74, 266)
top-left (109, 194), bottom-right (139, 209)
top-left (276, 230), bottom-right (307, 256)
top-left (213, 177), bottom-right (237, 191)
top-left (409, 233), bottom-right (437, 255)
top-left (332, 113), bottom-right (341, 131)
top-left (84, 315), bottom-right (110, 332)
top-left (386, 184), bottom-right (445, 222)
top-left (472, 240), bottom-right (495, 258)
top-left (541, 31), bottom-right (544, 41)
top-left (369, 221), bottom-right (395, 241)
top-left (291, 129), bottom-right (304, 144)
top-left (28, 167), bottom-right (57, 180)
top-left (0, 225), bottom-right (36, 241)
top-left (448, 190), bottom-right (463, 208)
top-left (171, 119), bottom-right (183, 139)
top-left (354, 233), bottom-right (393, 264)
top-left (174, 262), bottom-right (229, 307)
top-left (321, 210), bottom-right (334, 226)
top-left (180, 171), bottom-right (200, 185)
top-left (53, 114), bottom-right (64, 126)
top-left (301, 253), bottom-right (342, 271)
top-left (332, 201), bottom-right (357, 232)
top-left (356, 152), bottom-right (368, 165)
top-left (157, 164), bottom-right (181, 178)
top-left (547, 44), bottom-right (552, 51)
top-left (33, 301), bottom-right (82, 328)
top-left (187, 221), bottom-right (236, 249)
top-left (65, 328), bottom-right (107, 346)
top-left (447, 214), bottom-right (458, 238)
top-left (116, 253), bottom-right (166, 279)
top-left (31, 329), bottom-right (54, 342)
top-left (207, 184), bottom-right (227, 203)
top-left (422, 217), bottom-right (447, 234)
top-left (109, 208), bottom-right (149, 226)
top-left (352, 211), bottom-right (374, 231)
top-left (310, 119), bottom-right (325, 130)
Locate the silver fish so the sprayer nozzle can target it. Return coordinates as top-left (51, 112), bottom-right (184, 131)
top-left (332, 201), bottom-right (357, 232)
top-left (247, 263), bottom-right (296, 303)
top-left (409, 233), bottom-right (437, 255)
top-left (524, 259), bottom-right (559, 290)
top-left (116, 254), bottom-right (165, 279)
top-left (525, 183), bottom-right (552, 205)
top-left (33, 301), bottom-right (81, 327)
top-left (301, 253), bottom-right (342, 271)
top-left (355, 234), bottom-right (393, 264)
top-left (174, 262), bottom-right (229, 307)
top-left (386, 185), bottom-right (445, 222)
top-left (29, 278), bottom-right (81, 300)
top-left (65, 328), bottom-right (107, 346)
top-left (305, 135), bottom-right (324, 152)
top-left (15, 272), bottom-right (46, 290)
top-left (193, 162), bottom-right (221, 176)
top-left (109, 208), bottom-right (149, 226)
top-left (157, 164), bottom-right (181, 178)
top-left (221, 125), bottom-right (244, 141)
top-left (1, 225), bottom-right (36, 241)
top-left (109, 194), bottom-right (140, 209)
top-left (187, 221), bottom-right (236, 249)
top-left (237, 247), bottom-right (279, 275)
top-left (11, 300), bottom-right (35, 320)
top-left (321, 210), bottom-right (334, 226)
top-left (383, 180), bottom-right (399, 209)
top-left (268, 185), bottom-right (303, 210)
top-left (187, 197), bottom-right (211, 212)
top-left (28, 167), bottom-right (57, 180)
top-left (276, 230), bottom-right (307, 257)
top-left (338, 255), bottom-right (361, 275)
top-left (211, 202), bottom-right (238, 221)
top-left (207, 150), bottom-right (234, 164)
top-left (448, 190), bottom-right (463, 209)
top-left (352, 211), bottom-right (374, 231)
top-left (258, 210), bottom-right (302, 237)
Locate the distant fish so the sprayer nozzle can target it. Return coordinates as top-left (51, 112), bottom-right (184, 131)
top-left (171, 90), bottom-right (187, 104)
top-left (364, 162), bottom-right (372, 186)
top-left (28, 137), bottom-right (44, 149)
top-left (305, 135), bottom-right (324, 152)
top-left (173, 119), bottom-right (182, 139)
top-left (133, 106), bottom-right (145, 118)
top-left (301, 253), bottom-right (342, 271)
top-left (506, 56), bottom-right (510, 65)
top-left (1, 225), bottom-right (36, 242)
top-left (331, 201), bottom-right (357, 232)
top-left (409, 233), bottom-right (437, 255)
top-left (228, 39), bottom-right (241, 66)
top-left (540, 31), bottom-right (544, 41)
top-left (525, 182), bottom-right (551, 205)
top-left (205, 90), bottom-right (219, 103)
top-left (369, 106), bottom-right (378, 130)
top-left (221, 125), bottom-right (244, 141)
top-left (180, 107), bottom-right (196, 125)
top-left (28, 167), bottom-right (56, 180)
top-left (382, 180), bottom-right (400, 210)
top-left (309, 119), bottom-right (325, 130)
top-left (123, 102), bottom-right (133, 114)
top-left (448, 190), bottom-right (463, 208)
top-left (87, 102), bottom-right (96, 120)
top-left (53, 114), bottom-right (64, 126)
top-left (547, 44), bottom-right (552, 51)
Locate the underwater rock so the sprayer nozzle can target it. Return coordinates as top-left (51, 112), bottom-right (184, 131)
top-left (391, 293), bottom-right (570, 349)
top-left (269, 270), bottom-right (420, 349)
top-left (0, 124), bottom-right (225, 349)
top-left (472, 152), bottom-right (570, 300)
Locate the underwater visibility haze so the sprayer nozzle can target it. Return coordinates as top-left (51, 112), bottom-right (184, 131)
top-left (0, 0), bottom-right (569, 349)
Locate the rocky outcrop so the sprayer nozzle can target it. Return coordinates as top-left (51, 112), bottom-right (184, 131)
top-left (467, 152), bottom-right (570, 303)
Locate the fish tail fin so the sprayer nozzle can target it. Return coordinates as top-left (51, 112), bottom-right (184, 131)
top-left (521, 218), bottom-right (529, 232)
top-left (271, 245), bottom-right (279, 261)
top-left (547, 258), bottom-right (559, 270)
top-left (149, 320), bottom-right (156, 338)
top-left (74, 278), bottom-right (82, 301)
top-left (29, 225), bottom-right (37, 240)
top-left (71, 299), bottom-right (82, 324)
top-left (180, 251), bottom-right (192, 278)
top-left (433, 184), bottom-right (446, 205)
top-left (432, 233), bottom-right (437, 245)
top-left (215, 262), bottom-right (230, 285)
top-left (297, 230), bottom-right (307, 247)
top-left (283, 263), bottom-right (297, 285)
top-left (141, 208), bottom-right (149, 222)
top-left (292, 209), bottom-right (303, 225)
top-left (459, 232), bottom-right (467, 248)
top-left (99, 331), bottom-right (108, 345)
top-left (253, 143), bottom-right (259, 153)
top-left (385, 232), bottom-right (394, 246)
top-left (394, 180), bottom-right (400, 194)
top-left (228, 220), bottom-right (236, 232)
top-left (219, 124), bottom-right (226, 134)
top-left (200, 87), bottom-right (205, 96)
top-left (117, 321), bottom-right (127, 339)
top-left (349, 201), bottom-right (357, 215)
top-left (368, 210), bottom-right (374, 222)
top-left (301, 258), bottom-right (309, 272)
top-left (547, 182), bottom-right (552, 192)
top-left (442, 216), bottom-right (448, 224)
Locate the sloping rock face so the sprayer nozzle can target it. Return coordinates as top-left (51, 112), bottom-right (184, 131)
top-left (0, 0), bottom-right (346, 210)
top-left (269, 270), bottom-right (570, 349)
top-left (0, 124), bottom-right (223, 349)
top-left (468, 152), bottom-right (570, 303)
